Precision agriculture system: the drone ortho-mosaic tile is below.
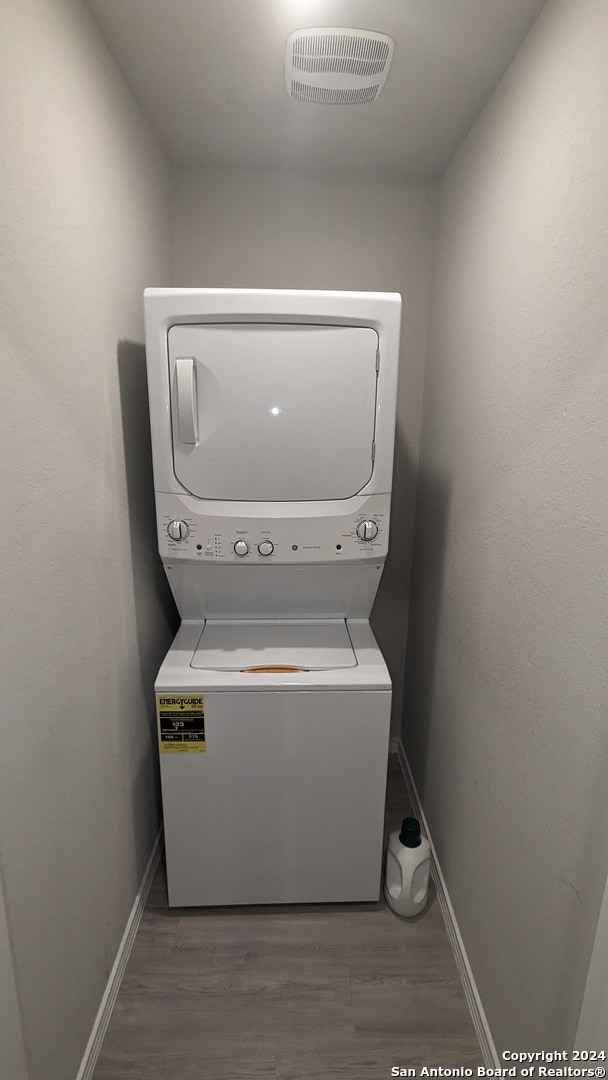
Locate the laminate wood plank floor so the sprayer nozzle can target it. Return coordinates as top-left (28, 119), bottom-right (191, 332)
top-left (93, 756), bottom-right (482, 1079)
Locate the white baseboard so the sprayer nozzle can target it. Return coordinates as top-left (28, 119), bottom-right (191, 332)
top-left (75, 828), bottom-right (162, 1080)
top-left (575, 864), bottom-right (608, 1048)
top-left (396, 741), bottom-right (499, 1068)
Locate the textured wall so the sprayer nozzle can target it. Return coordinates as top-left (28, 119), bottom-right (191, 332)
top-left (172, 166), bottom-right (437, 734)
top-left (0, 2), bottom-right (174, 1077)
top-left (405, 0), bottom-right (608, 1051)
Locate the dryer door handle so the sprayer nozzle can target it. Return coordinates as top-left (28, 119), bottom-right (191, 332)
top-left (175, 357), bottom-right (198, 445)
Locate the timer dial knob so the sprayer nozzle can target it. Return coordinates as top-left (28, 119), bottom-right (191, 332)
top-left (356, 519), bottom-right (379, 542)
top-left (258, 541), bottom-right (274, 556)
top-left (234, 540), bottom-right (250, 557)
top-left (167, 519), bottom-right (190, 541)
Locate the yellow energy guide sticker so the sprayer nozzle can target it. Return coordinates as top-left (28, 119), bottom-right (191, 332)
top-left (156, 694), bottom-right (206, 753)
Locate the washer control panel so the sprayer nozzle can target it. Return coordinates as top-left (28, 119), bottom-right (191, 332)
top-left (156, 494), bottom-right (390, 564)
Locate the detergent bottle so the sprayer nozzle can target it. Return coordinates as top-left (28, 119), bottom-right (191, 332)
top-left (384, 817), bottom-right (431, 917)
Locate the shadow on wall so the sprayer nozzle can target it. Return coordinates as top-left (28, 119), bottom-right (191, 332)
top-left (117, 340), bottom-right (179, 737)
top-left (372, 423), bottom-right (419, 737)
top-left (401, 462), bottom-right (451, 789)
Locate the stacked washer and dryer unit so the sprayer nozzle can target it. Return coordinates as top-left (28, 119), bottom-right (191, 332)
top-left (144, 288), bottom-right (401, 907)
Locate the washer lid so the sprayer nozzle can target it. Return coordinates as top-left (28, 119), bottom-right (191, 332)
top-left (190, 620), bottom-right (357, 671)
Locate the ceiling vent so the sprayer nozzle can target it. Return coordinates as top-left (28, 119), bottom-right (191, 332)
top-left (285, 28), bottom-right (395, 105)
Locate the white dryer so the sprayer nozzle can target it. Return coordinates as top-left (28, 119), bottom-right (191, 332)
top-left (144, 288), bottom-right (401, 907)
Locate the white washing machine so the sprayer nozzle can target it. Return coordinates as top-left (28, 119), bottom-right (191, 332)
top-left (145, 288), bottom-right (401, 907)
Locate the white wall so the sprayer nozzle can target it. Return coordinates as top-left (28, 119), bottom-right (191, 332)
top-left (172, 166), bottom-right (437, 733)
top-left (0, 2), bottom-right (174, 1077)
top-left (405, 0), bottom-right (608, 1050)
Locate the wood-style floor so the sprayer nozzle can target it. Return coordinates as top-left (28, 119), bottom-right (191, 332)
top-left (93, 756), bottom-right (482, 1079)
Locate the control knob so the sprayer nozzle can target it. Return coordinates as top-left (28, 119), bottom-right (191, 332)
top-left (356, 519), bottom-right (379, 542)
top-left (167, 519), bottom-right (190, 541)
top-left (234, 540), bottom-right (250, 557)
top-left (258, 541), bottom-right (274, 556)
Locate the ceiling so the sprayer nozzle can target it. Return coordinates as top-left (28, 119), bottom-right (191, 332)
top-left (84, 0), bottom-right (547, 179)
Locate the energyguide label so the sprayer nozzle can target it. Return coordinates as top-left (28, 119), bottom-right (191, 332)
top-left (156, 694), bottom-right (206, 753)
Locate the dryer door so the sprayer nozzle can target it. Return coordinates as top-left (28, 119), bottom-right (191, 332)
top-left (167, 323), bottom-right (379, 501)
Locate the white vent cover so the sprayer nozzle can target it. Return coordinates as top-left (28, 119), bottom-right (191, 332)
top-left (285, 27), bottom-right (394, 105)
